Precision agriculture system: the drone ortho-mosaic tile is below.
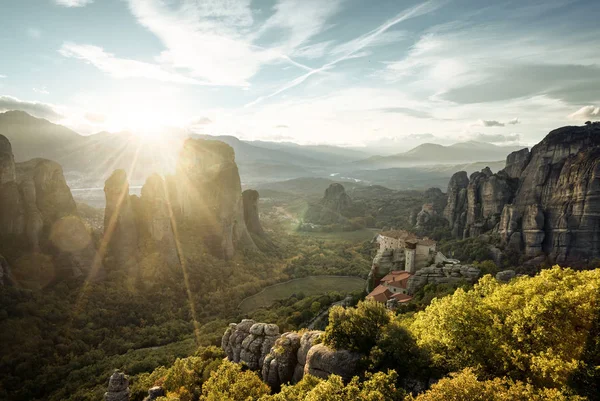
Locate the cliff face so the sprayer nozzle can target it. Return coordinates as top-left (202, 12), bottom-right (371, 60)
top-left (103, 138), bottom-right (256, 263)
top-left (173, 139), bottom-right (255, 258)
top-left (305, 183), bottom-right (353, 225)
top-left (242, 189), bottom-right (265, 236)
top-left (0, 135), bottom-right (98, 283)
top-left (445, 123), bottom-right (600, 263)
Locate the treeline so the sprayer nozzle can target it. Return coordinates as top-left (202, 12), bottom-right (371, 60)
top-left (136, 267), bottom-right (599, 401)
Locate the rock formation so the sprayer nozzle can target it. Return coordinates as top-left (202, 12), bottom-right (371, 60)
top-left (224, 321), bottom-right (361, 390)
top-left (443, 171), bottom-right (469, 237)
top-left (143, 386), bottom-right (165, 401)
top-left (138, 173), bottom-right (178, 266)
top-left (0, 254), bottom-right (11, 285)
top-left (173, 139), bottom-right (255, 258)
top-left (104, 170), bottom-right (139, 268)
top-left (262, 332), bottom-right (301, 391)
top-left (104, 371), bottom-right (129, 401)
top-left (407, 264), bottom-right (480, 294)
top-left (242, 189), bottom-right (265, 236)
top-left (304, 344), bottom-right (362, 381)
top-left (0, 135), bottom-right (98, 281)
top-left (495, 270), bottom-right (516, 282)
top-left (444, 123), bottom-right (600, 263)
top-left (221, 319), bottom-right (280, 370)
top-left (305, 183), bottom-right (352, 225)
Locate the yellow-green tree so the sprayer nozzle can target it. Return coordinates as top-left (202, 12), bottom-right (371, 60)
top-left (258, 370), bottom-right (404, 401)
top-left (408, 369), bottom-right (583, 401)
top-left (410, 267), bottom-right (600, 388)
top-left (322, 300), bottom-right (391, 353)
top-left (200, 361), bottom-right (270, 401)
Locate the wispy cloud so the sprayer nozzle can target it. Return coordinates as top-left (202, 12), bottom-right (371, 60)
top-left (33, 87), bottom-right (50, 95)
top-left (0, 75), bottom-right (6, 79)
top-left (245, 0), bottom-right (442, 107)
top-left (568, 105), bottom-right (600, 120)
top-left (55, 0), bottom-right (93, 7)
top-left (59, 42), bottom-right (204, 85)
top-left (472, 119), bottom-right (505, 127)
top-left (507, 118), bottom-right (520, 125)
top-left (0, 95), bottom-right (63, 120)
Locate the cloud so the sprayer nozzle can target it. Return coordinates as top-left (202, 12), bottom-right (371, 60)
top-left (84, 112), bottom-right (107, 123)
top-left (0, 75), bottom-right (6, 79)
top-left (378, 107), bottom-right (432, 119)
top-left (33, 87), bottom-right (49, 95)
top-left (275, 124), bottom-right (289, 129)
top-left (568, 105), bottom-right (600, 121)
top-left (472, 119), bottom-right (505, 127)
top-left (0, 95), bottom-right (63, 120)
top-left (55, 0), bottom-right (93, 7)
top-left (507, 118), bottom-right (520, 125)
top-left (125, 0), bottom-right (331, 86)
top-left (246, 0), bottom-right (442, 106)
top-left (59, 42), bottom-right (203, 85)
top-left (467, 133), bottom-right (521, 143)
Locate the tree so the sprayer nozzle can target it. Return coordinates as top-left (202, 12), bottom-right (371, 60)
top-left (410, 267), bottom-right (600, 389)
top-left (322, 300), bottom-right (391, 354)
top-left (200, 361), bottom-right (270, 401)
top-left (408, 369), bottom-right (583, 401)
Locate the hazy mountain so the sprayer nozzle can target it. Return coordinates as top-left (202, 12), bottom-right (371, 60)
top-left (351, 141), bottom-right (524, 169)
top-left (248, 140), bottom-right (372, 164)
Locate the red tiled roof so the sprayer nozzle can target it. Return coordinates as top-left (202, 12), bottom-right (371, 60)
top-left (387, 280), bottom-right (409, 289)
top-left (381, 270), bottom-right (412, 283)
top-left (367, 285), bottom-right (393, 303)
top-left (391, 293), bottom-right (413, 303)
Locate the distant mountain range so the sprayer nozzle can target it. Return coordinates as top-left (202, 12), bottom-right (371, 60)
top-left (349, 141), bottom-right (525, 170)
top-left (0, 110), bottom-right (523, 189)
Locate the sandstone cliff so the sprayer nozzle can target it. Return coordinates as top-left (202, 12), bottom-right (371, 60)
top-left (242, 189), bottom-right (265, 236)
top-left (0, 135), bottom-right (98, 282)
top-left (304, 183), bottom-right (352, 225)
top-left (444, 123), bottom-right (600, 263)
top-left (173, 139), bottom-right (255, 258)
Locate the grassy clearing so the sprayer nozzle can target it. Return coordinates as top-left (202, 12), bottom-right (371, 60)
top-left (239, 276), bottom-right (365, 313)
top-left (295, 228), bottom-right (379, 242)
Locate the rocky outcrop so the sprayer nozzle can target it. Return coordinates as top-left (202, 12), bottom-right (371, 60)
top-left (444, 171), bottom-right (469, 237)
top-left (224, 321), bottom-right (362, 389)
top-left (407, 264), bottom-right (480, 294)
top-left (304, 344), bottom-right (362, 381)
top-left (305, 183), bottom-right (352, 225)
top-left (104, 371), bottom-right (129, 401)
top-left (445, 123), bottom-right (600, 263)
top-left (242, 189), bottom-right (265, 236)
top-left (138, 173), bottom-right (178, 266)
top-left (0, 135), bottom-right (97, 281)
top-left (173, 139), bottom-right (255, 258)
top-left (496, 270), bottom-right (516, 282)
top-left (221, 319), bottom-right (280, 370)
top-left (504, 148), bottom-right (530, 179)
top-left (0, 255), bottom-right (11, 285)
top-left (262, 332), bottom-right (301, 391)
top-left (104, 170), bottom-right (139, 268)
top-left (143, 386), bottom-right (165, 401)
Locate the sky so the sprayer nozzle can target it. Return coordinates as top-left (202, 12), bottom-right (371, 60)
top-left (1, 0), bottom-right (600, 149)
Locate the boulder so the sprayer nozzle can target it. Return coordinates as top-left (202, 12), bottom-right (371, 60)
top-left (104, 371), bottom-right (129, 401)
top-left (262, 332), bottom-right (301, 390)
top-left (407, 264), bottom-right (480, 294)
top-left (504, 148), bottom-right (530, 179)
top-left (304, 344), bottom-right (362, 381)
top-left (143, 386), bottom-right (165, 401)
top-left (222, 320), bottom-right (279, 370)
top-left (496, 270), bottom-right (516, 282)
top-left (444, 171), bottom-right (469, 237)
